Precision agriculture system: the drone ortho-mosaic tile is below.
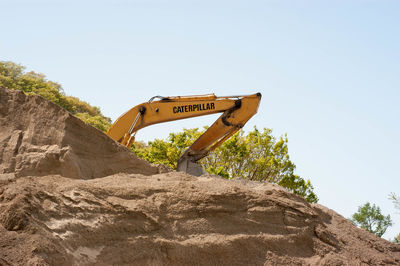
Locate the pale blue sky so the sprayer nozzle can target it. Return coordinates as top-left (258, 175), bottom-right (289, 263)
top-left (1, 0), bottom-right (399, 239)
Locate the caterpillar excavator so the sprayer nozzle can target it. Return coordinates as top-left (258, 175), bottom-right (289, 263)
top-left (106, 93), bottom-right (262, 176)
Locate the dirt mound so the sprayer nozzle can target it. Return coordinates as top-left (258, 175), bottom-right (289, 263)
top-left (1, 174), bottom-right (399, 265)
top-left (0, 87), bottom-right (399, 265)
top-left (0, 87), bottom-right (158, 179)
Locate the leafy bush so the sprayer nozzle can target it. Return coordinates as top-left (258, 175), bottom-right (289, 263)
top-left (0, 61), bottom-right (111, 131)
top-left (350, 202), bottom-right (392, 237)
top-left (132, 127), bottom-right (318, 203)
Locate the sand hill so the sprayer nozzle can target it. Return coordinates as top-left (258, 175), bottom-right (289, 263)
top-left (0, 87), bottom-right (399, 265)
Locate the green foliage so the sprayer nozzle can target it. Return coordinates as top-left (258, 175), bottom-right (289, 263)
top-left (206, 166), bottom-right (230, 179)
top-left (278, 174), bottom-right (318, 203)
top-left (132, 128), bottom-right (201, 168)
top-left (74, 113), bottom-right (111, 133)
top-left (0, 61), bottom-right (111, 131)
top-left (132, 127), bottom-right (318, 203)
top-left (389, 193), bottom-right (400, 243)
top-left (394, 233), bottom-right (400, 244)
top-left (389, 193), bottom-right (400, 212)
top-left (350, 202), bottom-right (393, 237)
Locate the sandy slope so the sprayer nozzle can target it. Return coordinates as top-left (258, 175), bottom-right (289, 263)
top-left (0, 87), bottom-right (399, 265)
top-left (0, 87), bottom-right (158, 179)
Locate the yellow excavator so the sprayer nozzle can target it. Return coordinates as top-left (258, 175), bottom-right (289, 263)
top-left (106, 93), bottom-right (262, 176)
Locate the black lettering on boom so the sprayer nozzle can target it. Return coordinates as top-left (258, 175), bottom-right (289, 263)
top-left (173, 102), bottom-right (216, 113)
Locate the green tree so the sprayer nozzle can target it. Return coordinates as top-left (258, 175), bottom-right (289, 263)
top-left (389, 193), bottom-right (400, 243)
top-left (132, 127), bottom-right (318, 203)
top-left (350, 202), bottom-right (393, 237)
top-left (394, 233), bottom-right (400, 244)
top-left (389, 193), bottom-right (400, 212)
top-left (0, 61), bottom-right (111, 131)
top-left (132, 128), bottom-right (202, 168)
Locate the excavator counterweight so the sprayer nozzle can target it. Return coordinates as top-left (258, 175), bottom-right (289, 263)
top-left (106, 92), bottom-right (261, 176)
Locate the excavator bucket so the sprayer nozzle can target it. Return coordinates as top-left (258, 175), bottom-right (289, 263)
top-left (177, 157), bottom-right (206, 176)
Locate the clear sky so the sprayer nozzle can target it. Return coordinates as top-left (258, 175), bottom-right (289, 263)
top-left (1, 0), bottom-right (399, 239)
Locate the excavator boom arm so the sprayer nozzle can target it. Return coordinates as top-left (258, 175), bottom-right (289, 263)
top-left (106, 92), bottom-right (262, 175)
